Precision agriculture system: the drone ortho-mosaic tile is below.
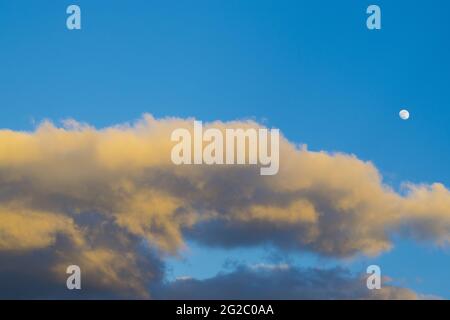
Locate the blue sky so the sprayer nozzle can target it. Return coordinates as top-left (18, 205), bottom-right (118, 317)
top-left (1, 0), bottom-right (449, 298)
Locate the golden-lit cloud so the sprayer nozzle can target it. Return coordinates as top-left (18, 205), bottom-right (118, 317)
top-left (0, 114), bottom-right (449, 298)
top-left (0, 205), bottom-right (82, 250)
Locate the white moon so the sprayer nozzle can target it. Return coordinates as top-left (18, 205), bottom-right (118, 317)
top-left (399, 109), bottom-right (410, 120)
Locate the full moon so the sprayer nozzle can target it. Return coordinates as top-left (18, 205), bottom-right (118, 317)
top-left (399, 109), bottom-right (410, 120)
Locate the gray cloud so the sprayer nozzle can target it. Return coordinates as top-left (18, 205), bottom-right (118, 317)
top-left (153, 264), bottom-right (422, 300)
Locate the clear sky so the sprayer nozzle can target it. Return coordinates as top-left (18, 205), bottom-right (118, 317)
top-left (0, 0), bottom-right (449, 299)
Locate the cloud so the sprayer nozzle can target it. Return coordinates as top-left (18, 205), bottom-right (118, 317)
top-left (0, 205), bottom-right (82, 250)
top-left (153, 264), bottom-right (422, 300)
top-left (0, 114), bottom-right (449, 297)
top-left (0, 209), bottom-right (166, 299)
